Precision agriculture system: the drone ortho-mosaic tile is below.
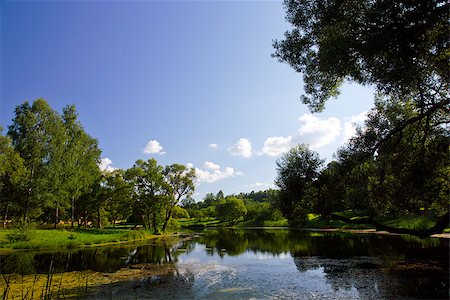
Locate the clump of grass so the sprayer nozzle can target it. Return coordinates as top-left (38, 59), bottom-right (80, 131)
top-left (6, 230), bottom-right (32, 243)
top-left (384, 214), bottom-right (436, 230)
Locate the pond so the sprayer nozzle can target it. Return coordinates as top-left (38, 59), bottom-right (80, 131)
top-left (1, 229), bottom-right (448, 299)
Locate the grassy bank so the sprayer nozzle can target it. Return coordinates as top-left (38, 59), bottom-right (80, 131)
top-left (180, 212), bottom-right (449, 233)
top-left (0, 227), bottom-right (161, 251)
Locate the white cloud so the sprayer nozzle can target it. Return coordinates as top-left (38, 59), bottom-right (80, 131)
top-left (343, 111), bottom-right (368, 143)
top-left (228, 138), bottom-right (252, 158)
top-left (99, 157), bottom-right (116, 172)
top-left (143, 139), bottom-right (166, 155)
top-left (203, 161), bottom-right (220, 170)
top-left (260, 136), bottom-right (292, 156)
top-left (208, 143), bottom-right (218, 149)
top-left (191, 162), bottom-right (243, 183)
top-left (297, 114), bottom-right (341, 149)
top-left (244, 182), bottom-right (275, 189)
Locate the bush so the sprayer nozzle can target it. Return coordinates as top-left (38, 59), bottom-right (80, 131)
top-left (6, 230), bottom-right (32, 243)
top-left (172, 206), bottom-right (190, 219)
top-left (167, 218), bottom-right (180, 231)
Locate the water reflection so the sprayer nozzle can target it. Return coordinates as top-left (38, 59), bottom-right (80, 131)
top-left (0, 229), bottom-right (448, 299)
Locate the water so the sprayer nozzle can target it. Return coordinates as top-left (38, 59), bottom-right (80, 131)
top-left (1, 229), bottom-right (448, 299)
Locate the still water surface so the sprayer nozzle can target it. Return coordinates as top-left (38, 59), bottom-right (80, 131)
top-left (1, 229), bottom-right (448, 299)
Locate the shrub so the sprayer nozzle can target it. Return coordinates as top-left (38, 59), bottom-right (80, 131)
top-left (6, 230), bottom-right (32, 243)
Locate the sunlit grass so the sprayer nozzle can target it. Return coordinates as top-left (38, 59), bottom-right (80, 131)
top-left (383, 214), bottom-right (438, 230)
top-left (0, 228), bottom-right (153, 250)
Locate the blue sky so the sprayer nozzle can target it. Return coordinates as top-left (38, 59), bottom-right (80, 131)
top-left (1, 1), bottom-right (374, 200)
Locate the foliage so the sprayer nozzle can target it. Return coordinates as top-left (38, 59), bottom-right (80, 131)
top-left (216, 197), bottom-right (247, 225)
top-left (172, 206), bottom-right (190, 219)
top-left (161, 164), bottom-right (196, 231)
top-left (275, 144), bottom-right (324, 227)
top-left (273, 99), bottom-right (449, 236)
top-left (272, 0), bottom-right (449, 237)
top-left (127, 159), bottom-right (166, 233)
top-left (244, 200), bottom-right (283, 223)
top-left (335, 98), bottom-right (449, 218)
top-left (273, 0), bottom-right (449, 112)
top-left (4, 99), bottom-right (101, 227)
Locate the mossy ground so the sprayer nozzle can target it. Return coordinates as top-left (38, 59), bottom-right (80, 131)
top-left (1, 265), bottom-right (178, 299)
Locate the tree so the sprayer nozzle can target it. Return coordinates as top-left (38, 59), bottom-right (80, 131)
top-left (216, 197), bottom-right (247, 225)
top-left (273, 0), bottom-right (449, 237)
top-left (275, 144), bottom-right (324, 227)
top-left (336, 98), bottom-right (449, 218)
top-left (127, 159), bottom-right (166, 233)
top-left (161, 164), bottom-right (196, 232)
top-left (273, 0), bottom-right (449, 112)
top-left (181, 196), bottom-right (197, 209)
top-left (7, 99), bottom-right (63, 222)
top-left (0, 126), bottom-right (26, 227)
top-left (172, 206), bottom-right (190, 219)
top-left (104, 169), bottom-right (133, 227)
top-left (315, 161), bottom-right (347, 220)
top-left (59, 105), bottom-right (101, 228)
top-left (7, 100), bottom-right (101, 227)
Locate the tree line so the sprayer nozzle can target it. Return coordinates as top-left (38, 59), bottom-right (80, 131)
top-left (180, 189), bottom-right (283, 225)
top-left (0, 99), bottom-right (196, 232)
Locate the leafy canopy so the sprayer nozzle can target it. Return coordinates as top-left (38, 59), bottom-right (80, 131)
top-left (273, 0), bottom-right (449, 111)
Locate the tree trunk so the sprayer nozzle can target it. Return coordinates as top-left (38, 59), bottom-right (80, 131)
top-left (55, 207), bottom-right (59, 229)
top-left (71, 196), bottom-right (75, 229)
top-left (152, 213), bottom-right (158, 234)
top-left (3, 208), bottom-right (8, 228)
top-left (97, 207), bottom-right (101, 228)
top-left (23, 195), bottom-right (30, 224)
top-left (162, 208), bottom-right (173, 232)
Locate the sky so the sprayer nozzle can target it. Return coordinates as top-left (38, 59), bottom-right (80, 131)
top-left (1, 0), bottom-right (375, 201)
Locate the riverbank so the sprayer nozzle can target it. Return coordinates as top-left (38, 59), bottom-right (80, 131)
top-left (180, 212), bottom-right (450, 238)
top-left (0, 228), bottom-right (178, 251)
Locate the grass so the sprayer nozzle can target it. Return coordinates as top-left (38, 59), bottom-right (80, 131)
top-left (304, 211), bottom-right (450, 233)
top-left (179, 218), bottom-right (222, 228)
top-left (179, 211), bottom-right (448, 234)
top-left (0, 227), bottom-right (156, 250)
top-left (383, 214), bottom-right (439, 230)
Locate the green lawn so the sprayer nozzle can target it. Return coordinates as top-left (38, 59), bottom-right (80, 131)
top-left (0, 227), bottom-right (155, 250)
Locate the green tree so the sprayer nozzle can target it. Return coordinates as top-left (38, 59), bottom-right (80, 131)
top-left (337, 98), bottom-right (449, 218)
top-left (275, 144), bottom-right (323, 227)
top-left (161, 164), bottom-right (196, 231)
top-left (127, 159), bottom-right (166, 233)
top-left (172, 206), bottom-right (190, 219)
top-left (216, 197), bottom-right (247, 225)
top-left (0, 126), bottom-right (26, 227)
top-left (273, 0), bottom-right (449, 112)
top-left (60, 105), bottom-right (101, 228)
top-left (315, 161), bottom-right (347, 220)
top-left (104, 169), bottom-right (133, 227)
top-left (181, 195), bottom-right (197, 209)
top-left (7, 99), bottom-right (63, 222)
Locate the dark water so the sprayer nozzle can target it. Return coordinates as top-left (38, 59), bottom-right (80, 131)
top-left (1, 229), bottom-right (449, 299)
